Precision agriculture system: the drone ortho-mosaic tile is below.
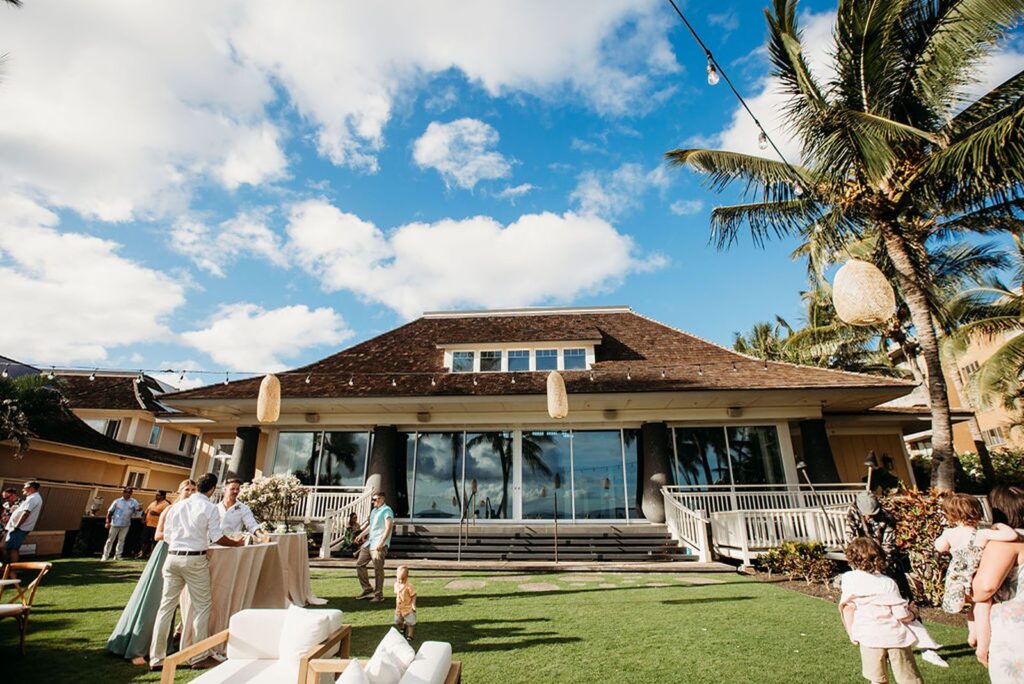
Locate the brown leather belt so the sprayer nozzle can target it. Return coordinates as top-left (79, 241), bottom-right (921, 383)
top-left (168, 550), bottom-right (205, 556)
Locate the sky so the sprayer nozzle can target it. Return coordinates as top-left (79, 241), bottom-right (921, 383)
top-left (1, 1), bottom-right (1022, 390)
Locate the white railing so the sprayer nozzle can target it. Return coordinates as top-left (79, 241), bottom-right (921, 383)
top-left (663, 483), bottom-right (863, 515)
top-left (711, 506), bottom-right (849, 566)
top-left (661, 487), bottom-right (712, 563)
top-left (319, 487), bottom-right (374, 559)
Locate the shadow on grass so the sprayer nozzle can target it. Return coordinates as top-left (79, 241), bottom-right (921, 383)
top-left (660, 595), bottom-right (755, 606)
top-left (348, 617), bottom-right (581, 656)
top-left (937, 643), bottom-right (977, 662)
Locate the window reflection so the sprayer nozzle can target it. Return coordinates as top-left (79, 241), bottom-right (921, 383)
top-left (727, 426), bottom-right (785, 486)
top-left (674, 427), bottom-right (730, 488)
top-left (274, 432), bottom-right (319, 485)
top-left (318, 432), bottom-right (370, 486)
top-left (411, 433), bottom-right (463, 519)
top-left (572, 431), bottom-right (625, 519)
top-left (623, 429), bottom-right (641, 519)
top-left (521, 431), bottom-right (570, 519)
top-left (464, 432), bottom-right (513, 519)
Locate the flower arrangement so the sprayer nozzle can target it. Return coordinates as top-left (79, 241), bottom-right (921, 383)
top-left (238, 474), bottom-right (307, 532)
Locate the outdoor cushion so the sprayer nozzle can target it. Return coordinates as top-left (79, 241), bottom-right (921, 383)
top-left (226, 609), bottom-right (287, 660)
top-left (336, 658), bottom-right (371, 684)
top-left (378, 627), bottom-right (417, 670)
top-left (398, 641), bottom-right (453, 684)
top-left (365, 647), bottom-right (405, 684)
top-left (190, 658), bottom-right (280, 684)
top-left (0, 604), bottom-right (26, 618)
top-left (278, 605), bottom-right (332, 679)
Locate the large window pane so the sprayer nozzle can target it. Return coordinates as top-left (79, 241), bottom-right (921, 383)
top-left (318, 431), bottom-right (370, 486)
top-left (727, 426), bottom-right (785, 485)
top-left (521, 431), bottom-right (571, 519)
top-left (404, 433), bottom-right (417, 518)
top-left (623, 429), bottom-right (641, 519)
top-left (535, 349), bottom-right (557, 371)
top-left (563, 348), bottom-right (586, 370)
top-left (412, 432), bottom-right (464, 519)
top-left (274, 432), bottom-right (319, 485)
top-left (674, 427), bottom-right (731, 488)
top-left (464, 432), bottom-right (513, 520)
top-left (508, 350), bottom-right (529, 372)
top-left (452, 351), bottom-right (474, 373)
top-left (572, 431), bottom-right (625, 519)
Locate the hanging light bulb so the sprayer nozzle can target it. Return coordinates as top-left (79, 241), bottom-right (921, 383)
top-left (706, 56), bottom-right (720, 86)
top-left (304, 373), bottom-right (311, 384)
top-left (47, 367), bottom-right (55, 380)
top-left (660, 370), bottom-right (666, 378)
top-left (698, 364), bottom-right (703, 376)
top-left (510, 375), bottom-right (516, 384)
top-left (348, 377), bottom-right (354, 387)
top-left (89, 370), bottom-right (96, 381)
top-left (178, 370), bottom-right (185, 383)
top-left (589, 371), bottom-right (595, 382)
top-left (793, 183), bottom-right (805, 197)
top-left (732, 363), bottom-right (738, 372)
top-left (758, 131), bottom-right (769, 150)
top-left (626, 369), bottom-right (632, 381)
top-left (223, 371), bottom-right (229, 386)
top-left (472, 375), bottom-right (478, 386)
top-left (430, 376), bottom-right (436, 386)
top-left (1, 364), bottom-right (8, 379)
top-left (391, 378), bottom-right (397, 387)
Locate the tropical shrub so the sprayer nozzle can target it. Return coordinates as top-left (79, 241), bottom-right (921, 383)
top-left (881, 490), bottom-right (948, 606)
top-left (757, 541), bottom-right (837, 585)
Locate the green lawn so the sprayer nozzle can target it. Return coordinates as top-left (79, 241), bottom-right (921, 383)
top-left (3, 559), bottom-right (987, 683)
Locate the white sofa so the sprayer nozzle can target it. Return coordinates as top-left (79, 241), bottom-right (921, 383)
top-left (307, 628), bottom-right (460, 684)
top-left (160, 607), bottom-right (350, 684)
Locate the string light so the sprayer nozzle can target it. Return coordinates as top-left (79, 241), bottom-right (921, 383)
top-left (305, 373), bottom-right (311, 384)
top-left (430, 376), bottom-right (436, 386)
top-left (0, 364), bottom-right (8, 379)
top-left (758, 131), bottom-right (769, 149)
top-left (89, 371), bottom-right (96, 381)
top-left (510, 375), bottom-right (516, 384)
top-left (589, 372), bottom-right (595, 381)
top-left (348, 377), bottom-right (354, 386)
top-left (391, 378), bottom-right (397, 387)
top-left (472, 375), bottom-right (478, 386)
top-left (698, 364), bottom-right (703, 376)
top-left (626, 369), bottom-right (632, 381)
top-left (660, 370), bottom-right (666, 378)
top-left (47, 367), bottom-right (56, 380)
top-left (706, 57), bottom-right (720, 86)
top-left (732, 363), bottom-right (738, 372)
top-left (223, 372), bottom-right (229, 386)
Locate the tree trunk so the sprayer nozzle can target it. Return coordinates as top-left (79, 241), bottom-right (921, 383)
top-left (942, 345), bottom-right (995, 485)
top-left (880, 227), bottom-right (957, 491)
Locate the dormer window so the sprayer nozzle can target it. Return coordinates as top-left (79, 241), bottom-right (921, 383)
top-left (535, 349), bottom-right (558, 371)
top-left (508, 350), bottom-right (529, 371)
top-left (563, 348), bottom-right (586, 370)
top-left (480, 350), bottom-right (502, 372)
top-left (452, 351), bottom-right (474, 373)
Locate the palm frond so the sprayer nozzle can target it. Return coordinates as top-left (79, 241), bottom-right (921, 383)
top-left (664, 149), bottom-right (810, 197)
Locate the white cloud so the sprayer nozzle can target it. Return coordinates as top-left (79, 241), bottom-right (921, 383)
top-left (285, 199), bottom-right (664, 319)
top-left (217, 123), bottom-right (289, 190)
top-left (180, 303), bottom-right (353, 372)
top-left (0, 194), bottom-right (185, 363)
top-left (494, 183), bottom-right (537, 202)
top-left (707, 12), bottom-right (739, 34)
top-left (570, 163), bottom-right (671, 219)
top-left (152, 360), bottom-right (207, 391)
top-left (413, 119), bottom-right (512, 190)
top-left (670, 199), bottom-right (704, 216)
top-left (169, 210), bottom-right (287, 277)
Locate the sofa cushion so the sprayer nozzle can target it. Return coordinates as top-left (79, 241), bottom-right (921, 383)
top-left (365, 648), bottom-right (404, 684)
top-left (226, 609), bottom-right (287, 660)
top-left (278, 605), bottom-right (332, 679)
top-left (190, 659), bottom-right (280, 684)
top-left (398, 642), bottom-right (453, 684)
top-left (336, 658), bottom-right (371, 684)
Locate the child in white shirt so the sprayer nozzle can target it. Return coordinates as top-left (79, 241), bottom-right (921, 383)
top-left (934, 493), bottom-right (1018, 647)
top-left (840, 537), bottom-right (924, 684)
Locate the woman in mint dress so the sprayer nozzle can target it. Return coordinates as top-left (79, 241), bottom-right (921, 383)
top-left (973, 486), bottom-right (1024, 683)
top-left (106, 479), bottom-right (195, 661)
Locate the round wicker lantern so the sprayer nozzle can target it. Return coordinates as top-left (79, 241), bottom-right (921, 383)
top-left (832, 259), bottom-right (896, 326)
top-left (546, 371), bottom-right (568, 419)
top-left (256, 373), bottom-right (281, 423)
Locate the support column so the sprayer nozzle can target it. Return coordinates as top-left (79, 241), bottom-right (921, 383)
top-left (366, 426), bottom-right (409, 517)
top-left (798, 420), bottom-right (840, 483)
top-left (229, 426), bottom-right (260, 483)
top-left (640, 422), bottom-right (674, 523)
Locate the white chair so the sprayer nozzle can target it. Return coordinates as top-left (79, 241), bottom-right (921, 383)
top-left (161, 607), bottom-right (350, 684)
top-left (307, 629), bottom-right (461, 684)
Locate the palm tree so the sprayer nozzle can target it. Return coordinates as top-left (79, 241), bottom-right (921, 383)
top-left (0, 375), bottom-right (70, 455)
top-left (667, 0), bottom-right (1024, 490)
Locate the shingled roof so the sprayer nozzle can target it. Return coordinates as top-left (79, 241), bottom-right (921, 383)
top-left (163, 307), bottom-right (913, 402)
top-left (56, 373), bottom-right (172, 413)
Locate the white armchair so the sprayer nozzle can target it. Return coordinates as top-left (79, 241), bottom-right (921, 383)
top-left (161, 607), bottom-right (350, 684)
top-left (307, 630), bottom-right (461, 684)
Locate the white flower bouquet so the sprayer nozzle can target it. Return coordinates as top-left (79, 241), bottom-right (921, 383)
top-left (238, 474), bottom-right (307, 531)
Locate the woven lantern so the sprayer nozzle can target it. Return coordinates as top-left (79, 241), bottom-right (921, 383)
top-left (256, 373), bottom-right (281, 423)
top-left (546, 371), bottom-right (568, 419)
top-left (832, 259), bottom-right (896, 326)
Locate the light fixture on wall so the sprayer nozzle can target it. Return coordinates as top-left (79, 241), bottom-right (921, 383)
top-left (256, 374), bottom-right (281, 423)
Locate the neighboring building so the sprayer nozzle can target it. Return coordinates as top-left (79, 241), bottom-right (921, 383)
top-left (162, 306), bottom-right (930, 561)
top-left (0, 364), bottom-right (199, 555)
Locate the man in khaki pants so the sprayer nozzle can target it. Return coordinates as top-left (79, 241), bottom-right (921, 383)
top-left (354, 492), bottom-right (394, 602)
top-left (149, 473), bottom-right (242, 671)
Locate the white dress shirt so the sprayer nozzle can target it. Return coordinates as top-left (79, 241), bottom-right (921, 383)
top-left (162, 492), bottom-right (223, 552)
top-left (219, 500), bottom-right (259, 535)
top-left (7, 492), bottom-right (43, 532)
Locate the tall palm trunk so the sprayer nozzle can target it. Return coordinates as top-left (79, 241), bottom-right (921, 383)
top-left (941, 346), bottom-right (995, 485)
top-left (881, 227), bottom-right (957, 491)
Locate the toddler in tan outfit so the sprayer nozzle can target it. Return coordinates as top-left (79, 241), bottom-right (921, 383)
top-left (393, 565), bottom-right (417, 642)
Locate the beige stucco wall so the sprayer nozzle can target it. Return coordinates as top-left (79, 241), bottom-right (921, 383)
top-left (828, 432), bottom-right (914, 486)
top-left (945, 331), bottom-right (1024, 453)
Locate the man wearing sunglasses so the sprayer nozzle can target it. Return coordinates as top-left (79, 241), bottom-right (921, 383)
top-left (354, 492), bottom-right (394, 602)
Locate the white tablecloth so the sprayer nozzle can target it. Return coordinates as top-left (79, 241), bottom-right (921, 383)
top-left (180, 542), bottom-right (287, 650)
top-left (268, 532), bottom-right (326, 606)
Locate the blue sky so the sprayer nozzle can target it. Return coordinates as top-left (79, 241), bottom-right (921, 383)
top-left (1, 1), bottom-right (1021, 388)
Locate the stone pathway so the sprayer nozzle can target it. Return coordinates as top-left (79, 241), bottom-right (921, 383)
top-left (518, 582), bottom-right (561, 592)
top-left (677, 577), bottom-right (724, 585)
top-left (445, 579), bottom-right (487, 590)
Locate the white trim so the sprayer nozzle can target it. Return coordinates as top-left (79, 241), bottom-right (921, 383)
top-left (423, 305), bottom-right (631, 318)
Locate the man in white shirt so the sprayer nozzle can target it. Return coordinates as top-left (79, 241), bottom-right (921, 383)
top-left (218, 479), bottom-right (259, 536)
top-left (149, 473), bottom-right (242, 671)
top-left (2, 480), bottom-right (43, 565)
top-left (102, 487), bottom-right (141, 561)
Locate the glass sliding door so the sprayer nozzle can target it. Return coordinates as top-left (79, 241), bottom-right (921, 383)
top-left (727, 426), bottom-right (785, 485)
top-left (411, 432), bottom-right (463, 519)
top-left (673, 427), bottom-right (731, 488)
top-left (520, 430), bottom-right (571, 519)
top-left (273, 432), bottom-right (320, 485)
top-left (571, 430), bottom-right (626, 520)
top-left (317, 431), bottom-right (370, 486)
top-left (464, 432), bottom-right (513, 520)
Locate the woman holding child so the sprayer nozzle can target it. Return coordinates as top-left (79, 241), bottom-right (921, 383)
top-left (972, 485), bottom-right (1024, 682)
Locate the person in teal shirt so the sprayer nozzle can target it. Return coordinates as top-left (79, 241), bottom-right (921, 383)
top-left (354, 492), bottom-right (394, 602)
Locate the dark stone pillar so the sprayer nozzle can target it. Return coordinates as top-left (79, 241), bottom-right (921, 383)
top-left (640, 422), bottom-right (674, 523)
top-left (229, 426), bottom-right (260, 483)
top-left (366, 426), bottom-right (407, 516)
top-left (798, 420), bottom-right (840, 483)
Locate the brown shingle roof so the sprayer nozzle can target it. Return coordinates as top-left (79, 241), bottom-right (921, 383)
top-left (56, 373), bottom-right (167, 412)
top-left (163, 309), bottom-right (912, 402)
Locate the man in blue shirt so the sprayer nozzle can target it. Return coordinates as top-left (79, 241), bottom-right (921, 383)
top-left (354, 491), bottom-right (394, 602)
top-left (103, 486), bottom-right (141, 560)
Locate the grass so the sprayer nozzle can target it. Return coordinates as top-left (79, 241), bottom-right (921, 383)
top-left (2, 559), bottom-right (988, 683)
